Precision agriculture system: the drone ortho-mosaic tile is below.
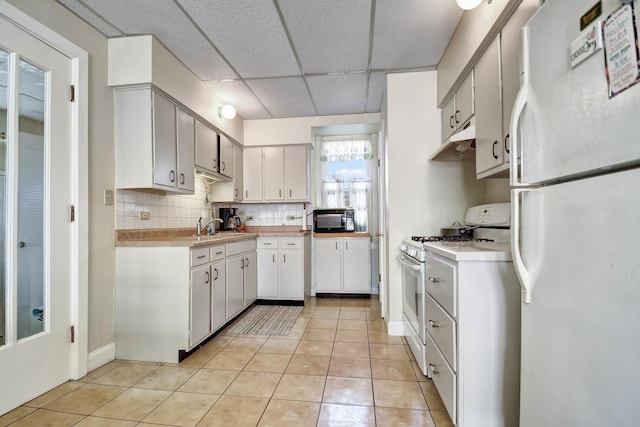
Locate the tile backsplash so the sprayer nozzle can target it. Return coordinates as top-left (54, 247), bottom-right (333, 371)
top-left (115, 178), bottom-right (211, 230)
top-left (230, 203), bottom-right (313, 227)
top-left (115, 177), bottom-right (313, 230)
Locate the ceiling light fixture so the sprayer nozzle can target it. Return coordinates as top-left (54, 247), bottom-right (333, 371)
top-left (456, 0), bottom-right (487, 10)
top-left (218, 104), bottom-right (237, 120)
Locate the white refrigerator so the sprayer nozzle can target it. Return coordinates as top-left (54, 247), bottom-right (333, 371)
top-left (510, 0), bottom-right (640, 426)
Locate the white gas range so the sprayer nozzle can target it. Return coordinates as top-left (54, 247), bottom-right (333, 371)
top-left (398, 203), bottom-right (513, 377)
top-left (400, 203), bottom-right (521, 424)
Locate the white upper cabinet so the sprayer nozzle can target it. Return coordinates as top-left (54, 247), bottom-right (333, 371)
top-left (475, 0), bottom-right (539, 179)
top-left (114, 86), bottom-right (195, 194)
top-left (284, 145), bottom-right (308, 201)
top-left (233, 144), bottom-right (243, 202)
top-left (242, 145), bottom-right (310, 203)
top-left (441, 72), bottom-right (474, 142)
top-left (243, 147), bottom-right (263, 202)
top-left (195, 120), bottom-right (218, 175)
top-left (219, 134), bottom-right (234, 179)
top-left (475, 37), bottom-right (504, 176)
top-left (176, 107), bottom-right (195, 192)
top-left (263, 146), bottom-right (285, 201)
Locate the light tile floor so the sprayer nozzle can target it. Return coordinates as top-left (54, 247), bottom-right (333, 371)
top-left (0, 296), bottom-right (454, 427)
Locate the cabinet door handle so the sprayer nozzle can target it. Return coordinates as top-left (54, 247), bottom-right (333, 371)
top-left (241, 258), bottom-right (244, 269)
top-left (245, 190), bottom-right (248, 198)
top-left (283, 254), bottom-right (286, 263)
top-left (180, 173), bottom-right (185, 185)
top-left (205, 270), bottom-right (210, 284)
top-left (454, 109), bottom-right (460, 125)
top-left (235, 188), bottom-right (238, 197)
top-left (213, 158), bottom-right (217, 169)
top-left (273, 254), bottom-right (275, 263)
top-left (287, 243), bottom-right (295, 246)
top-left (197, 255), bottom-right (206, 259)
top-left (263, 242), bottom-right (272, 246)
top-left (504, 133), bottom-right (510, 154)
top-left (213, 268), bottom-right (219, 280)
top-left (428, 319), bottom-right (439, 328)
top-left (289, 189), bottom-right (292, 197)
top-left (428, 276), bottom-right (440, 283)
top-left (449, 115), bottom-right (454, 129)
top-left (244, 257), bottom-right (249, 267)
top-left (221, 161), bottom-right (225, 171)
top-left (492, 140), bottom-right (499, 159)
top-left (345, 242), bottom-right (349, 250)
top-left (169, 170), bottom-right (176, 183)
top-left (429, 363), bottom-right (439, 376)
top-left (335, 242), bottom-right (338, 250)
top-left (215, 251), bottom-right (223, 255)
top-left (279, 189), bottom-right (282, 197)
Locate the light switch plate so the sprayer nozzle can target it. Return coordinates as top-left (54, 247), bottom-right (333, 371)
top-left (104, 189), bottom-right (114, 205)
top-left (140, 211), bottom-right (150, 220)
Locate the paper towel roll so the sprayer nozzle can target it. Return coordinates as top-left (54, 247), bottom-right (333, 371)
top-left (302, 205), bottom-right (308, 230)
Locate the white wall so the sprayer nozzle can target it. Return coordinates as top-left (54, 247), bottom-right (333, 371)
top-left (384, 71), bottom-right (485, 325)
top-left (244, 113), bottom-right (380, 146)
top-left (7, 0), bottom-right (114, 353)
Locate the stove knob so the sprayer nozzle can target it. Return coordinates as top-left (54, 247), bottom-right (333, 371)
top-left (400, 244), bottom-right (407, 251)
top-left (409, 248), bottom-right (417, 257)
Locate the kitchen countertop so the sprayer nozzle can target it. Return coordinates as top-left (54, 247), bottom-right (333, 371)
top-left (424, 241), bottom-right (512, 262)
top-left (115, 226), bottom-right (310, 248)
top-left (313, 232), bottom-right (371, 238)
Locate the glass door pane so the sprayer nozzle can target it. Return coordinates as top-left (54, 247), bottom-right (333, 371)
top-left (0, 48), bottom-right (7, 346)
top-left (16, 59), bottom-right (45, 340)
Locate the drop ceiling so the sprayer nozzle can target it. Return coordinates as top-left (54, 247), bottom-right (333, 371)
top-left (55, 0), bottom-right (463, 120)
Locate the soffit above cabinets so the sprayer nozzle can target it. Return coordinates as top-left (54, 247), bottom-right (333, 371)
top-left (55, 0), bottom-right (463, 120)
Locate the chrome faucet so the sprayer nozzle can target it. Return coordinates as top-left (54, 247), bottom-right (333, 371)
top-left (197, 217), bottom-right (223, 236)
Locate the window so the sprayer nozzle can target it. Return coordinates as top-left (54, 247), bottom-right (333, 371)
top-left (319, 135), bottom-right (373, 232)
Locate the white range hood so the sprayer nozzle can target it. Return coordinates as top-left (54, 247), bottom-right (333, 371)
top-left (429, 117), bottom-right (476, 162)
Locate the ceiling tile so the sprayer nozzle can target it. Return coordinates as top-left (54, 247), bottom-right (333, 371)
top-left (371, 0), bottom-right (462, 70)
top-left (80, 0), bottom-right (237, 80)
top-left (366, 71), bottom-right (385, 113)
top-left (307, 73), bottom-right (368, 115)
top-left (204, 80), bottom-right (272, 120)
top-left (278, 0), bottom-right (371, 74)
top-left (177, 0), bottom-right (300, 79)
top-left (246, 77), bottom-right (316, 118)
top-left (56, 0), bottom-right (124, 37)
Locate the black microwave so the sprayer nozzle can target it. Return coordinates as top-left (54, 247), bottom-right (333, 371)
top-left (313, 209), bottom-right (355, 233)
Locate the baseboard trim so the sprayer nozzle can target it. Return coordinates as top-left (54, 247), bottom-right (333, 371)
top-left (88, 343), bottom-right (116, 372)
top-left (387, 320), bottom-right (405, 336)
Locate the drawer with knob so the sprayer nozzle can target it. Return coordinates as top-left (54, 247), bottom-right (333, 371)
top-left (426, 332), bottom-right (457, 424)
top-left (426, 255), bottom-right (456, 317)
top-left (190, 247), bottom-right (210, 267)
top-left (426, 293), bottom-right (456, 369)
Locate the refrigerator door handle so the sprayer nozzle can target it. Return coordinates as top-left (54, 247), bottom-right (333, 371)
top-left (510, 26), bottom-right (530, 188)
top-left (511, 188), bottom-right (533, 304)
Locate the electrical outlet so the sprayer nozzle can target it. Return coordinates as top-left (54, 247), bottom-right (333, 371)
top-left (286, 215), bottom-right (296, 220)
top-left (103, 189), bottom-right (114, 205)
top-left (246, 216), bottom-right (254, 221)
top-left (139, 211), bottom-right (150, 220)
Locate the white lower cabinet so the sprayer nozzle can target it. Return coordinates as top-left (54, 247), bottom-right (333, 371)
top-left (190, 263), bottom-right (211, 347)
top-left (424, 252), bottom-right (520, 426)
top-left (115, 239), bottom-right (256, 364)
top-left (314, 236), bottom-right (371, 293)
top-left (226, 239), bottom-right (257, 318)
top-left (257, 237), bottom-right (307, 301)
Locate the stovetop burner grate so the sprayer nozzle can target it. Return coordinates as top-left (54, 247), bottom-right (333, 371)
top-left (411, 235), bottom-right (495, 243)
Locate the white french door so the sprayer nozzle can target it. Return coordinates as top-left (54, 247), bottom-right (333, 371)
top-left (0, 16), bottom-right (73, 414)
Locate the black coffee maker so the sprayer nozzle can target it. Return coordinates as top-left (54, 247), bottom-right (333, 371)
top-left (218, 207), bottom-right (238, 231)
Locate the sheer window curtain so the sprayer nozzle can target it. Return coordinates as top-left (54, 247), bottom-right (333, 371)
top-left (319, 135), bottom-right (373, 232)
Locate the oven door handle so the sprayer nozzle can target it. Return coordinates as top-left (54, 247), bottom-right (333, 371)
top-left (396, 254), bottom-right (422, 271)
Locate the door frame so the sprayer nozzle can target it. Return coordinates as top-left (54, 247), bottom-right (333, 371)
top-left (0, 0), bottom-right (89, 379)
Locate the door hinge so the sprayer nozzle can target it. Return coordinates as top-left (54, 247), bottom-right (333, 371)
top-left (70, 325), bottom-right (75, 343)
top-left (70, 205), bottom-right (75, 222)
top-left (70, 85), bottom-right (75, 102)
top-left (378, 273), bottom-right (381, 283)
